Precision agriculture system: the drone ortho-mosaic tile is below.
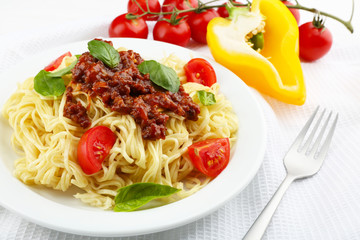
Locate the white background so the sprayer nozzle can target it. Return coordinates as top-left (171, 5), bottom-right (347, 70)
top-left (1, 0), bottom-right (360, 239)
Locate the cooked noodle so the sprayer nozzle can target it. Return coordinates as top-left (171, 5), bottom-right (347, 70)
top-left (2, 53), bottom-right (238, 209)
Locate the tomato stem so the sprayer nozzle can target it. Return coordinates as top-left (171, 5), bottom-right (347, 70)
top-left (132, 0), bottom-right (146, 13)
top-left (287, 0), bottom-right (354, 33)
top-left (129, 0), bottom-right (247, 18)
top-left (130, 0), bottom-right (354, 33)
top-left (126, 13), bottom-right (146, 19)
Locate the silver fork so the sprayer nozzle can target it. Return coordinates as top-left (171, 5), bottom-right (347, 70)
top-left (243, 107), bottom-right (338, 240)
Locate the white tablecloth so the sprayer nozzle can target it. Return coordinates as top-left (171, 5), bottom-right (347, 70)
top-left (1, 0), bottom-right (360, 239)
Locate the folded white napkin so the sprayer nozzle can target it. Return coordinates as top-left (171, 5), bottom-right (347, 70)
top-left (1, 2), bottom-right (360, 239)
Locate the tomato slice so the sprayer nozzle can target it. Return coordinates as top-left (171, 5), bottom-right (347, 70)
top-left (77, 126), bottom-right (117, 175)
top-left (44, 51), bottom-right (72, 72)
top-left (184, 58), bottom-right (217, 87)
top-left (188, 138), bottom-right (230, 177)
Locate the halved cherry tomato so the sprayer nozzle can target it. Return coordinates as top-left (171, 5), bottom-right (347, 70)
top-left (127, 0), bottom-right (161, 21)
top-left (188, 138), bottom-right (230, 177)
top-left (77, 126), bottom-right (117, 175)
top-left (43, 51), bottom-right (72, 72)
top-left (184, 58), bottom-right (217, 87)
top-left (109, 13), bottom-right (148, 39)
top-left (161, 0), bottom-right (198, 19)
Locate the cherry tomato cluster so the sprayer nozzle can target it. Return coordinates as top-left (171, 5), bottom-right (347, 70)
top-left (108, 0), bottom-right (350, 62)
top-left (109, 0), bottom-right (223, 47)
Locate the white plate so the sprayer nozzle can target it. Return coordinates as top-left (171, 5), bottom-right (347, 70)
top-left (0, 38), bottom-right (266, 237)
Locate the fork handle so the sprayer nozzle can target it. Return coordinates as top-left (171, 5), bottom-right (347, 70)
top-left (243, 174), bottom-right (296, 240)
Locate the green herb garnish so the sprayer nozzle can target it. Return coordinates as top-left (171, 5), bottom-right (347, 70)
top-left (114, 183), bottom-right (180, 212)
top-left (34, 59), bottom-right (77, 97)
top-left (197, 90), bottom-right (216, 106)
top-left (87, 40), bottom-right (120, 68)
top-left (138, 60), bottom-right (180, 93)
top-left (47, 59), bottom-right (77, 77)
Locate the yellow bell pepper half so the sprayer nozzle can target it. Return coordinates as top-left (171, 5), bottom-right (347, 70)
top-left (207, 0), bottom-right (306, 105)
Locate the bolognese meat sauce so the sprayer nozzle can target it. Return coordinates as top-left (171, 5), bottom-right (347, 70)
top-left (64, 40), bottom-right (200, 140)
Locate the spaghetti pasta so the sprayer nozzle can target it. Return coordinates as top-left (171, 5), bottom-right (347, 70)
top-left (2, 51), bottom-right (238, 210)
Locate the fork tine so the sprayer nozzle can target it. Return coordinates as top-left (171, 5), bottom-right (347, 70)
top-left (315, 113), bottom-right (338, 160)
top-left (308, 111), bottom-right (333, 157)
top-left (301, 109), bottom-right (326, 153)
top-left (289, 106), bottom-right (320, 151)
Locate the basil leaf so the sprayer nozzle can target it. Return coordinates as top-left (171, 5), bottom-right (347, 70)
top-left (88, 40), bottom-right (120, 68)
top-left (114, 183), bottom-right (180, 212)
top-left (34, 70), bottom-right (66, 97)
top-left (34, 59), bottom-right (77, 97)
top-left (138, 60), bottom-right (180, 93)
top-left (48, 59), bottom-right (78, 77)
top-left (197, 90), bottom-right (216, 106)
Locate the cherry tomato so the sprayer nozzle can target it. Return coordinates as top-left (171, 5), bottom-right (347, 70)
top-left (127, 0), bottom-right (161, 21)
top-left (77, 126), bottom-right (117, 175)
top-left (299, 22), bottom-right (333, 62)
top-left (44, 52), bottom-right (72, 72)
top-left (184, 58), bottom-right (217, 87)
top-left (188, 138), bottom-right (230, 177)
top-left (153, 19), bottom-right (191, 47)
top-left (187, 9), bottom-right (220, 44)
top-left (161, 0), bottom-right (198, 19)
top-left (217, 1), bottom-right (243, 18)
top-left (109, 13), bottom-right (148, 39)
top-left (282, 1), bottom-right (300, 25)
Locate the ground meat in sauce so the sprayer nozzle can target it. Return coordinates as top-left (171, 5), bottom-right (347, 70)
top-left (64, 40), bottom-right (200, 140)
top-left (63, 87), bottom-right (91, 128)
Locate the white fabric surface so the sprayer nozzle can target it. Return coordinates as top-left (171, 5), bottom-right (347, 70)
top-left (1, 0), bottom-right (360, 239)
